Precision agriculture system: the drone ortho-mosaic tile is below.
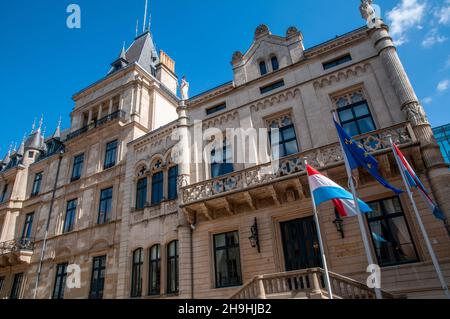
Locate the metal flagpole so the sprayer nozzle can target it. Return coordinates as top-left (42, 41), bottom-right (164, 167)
top-left (389, 136), bottom-right (450, 299)
top-left (333, 113), bottom-right (383, 299)
top-left (305, 160), bottom-right (334, 299)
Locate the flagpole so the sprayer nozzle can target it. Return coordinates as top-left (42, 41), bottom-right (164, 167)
top-left (333, 113), bottom-right (383, 299)
top-left (305, 160), bottom-right (334, 299)
top-left (389, 137), bottom-right (450, 299)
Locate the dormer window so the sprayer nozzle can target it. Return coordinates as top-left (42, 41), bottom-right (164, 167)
top-left (271, 56), bottom-right (279, 71)
top-left (259, 61), bottom-right (268, 76)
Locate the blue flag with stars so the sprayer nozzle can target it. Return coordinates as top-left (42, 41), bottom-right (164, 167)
top-left (334, 119), bottom-right (403, 194)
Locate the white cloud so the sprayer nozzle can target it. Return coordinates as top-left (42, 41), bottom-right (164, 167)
top-left (435, 1), bottom-right (450, 24)
top-left (387, 0), bottom-right (427, 46)
top-left (421, 28), bottom-right (448, 47)
top-left (437, 79), bottom-right (449, 92)
top-left (422, 97), bottom-right (433, 104)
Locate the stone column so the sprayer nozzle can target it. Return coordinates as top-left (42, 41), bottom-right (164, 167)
top-left (97, 104), bottom-right (103, 120)
top-left (372, 25), bottom-right (450, 225)
top-left (176, 99), bottom-right (193, 298)
top-left (108, 98), bottom-right (113, 115)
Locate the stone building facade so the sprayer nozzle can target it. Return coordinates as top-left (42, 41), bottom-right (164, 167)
top-left (1, 2), bottom-right (449, 299)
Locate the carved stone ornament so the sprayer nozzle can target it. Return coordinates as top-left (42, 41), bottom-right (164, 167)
top-left (254, 24), bottom-right (270, 39)
top-left (231, 51), bottom-right (243, 64)
top-left (404, 102), bottom-right (429, 126)
top-left (359, 0), bottom-right (375, 21)
top-left (286, 26), bottom-right (299, 38)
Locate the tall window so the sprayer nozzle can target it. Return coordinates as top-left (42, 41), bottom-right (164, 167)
top-left (259, 61), bottom-right (267, 75)
top-left (131, 248), bottom-right (144, 297)
top-left (213, 231), bottom-right (242, 288)
top-left (168, 166), bottom-right (178, 200)
top-left (151, 171), bottom-right (164, 205)
top-left (335, 91), bottom-right (376, 136)
top-left (148, 245), bottom-right (161, 296)
top-left (135, 177), bottom-right (147, 210)
top-left (52, 263), bottom-right (68, 299)
top-left (104, 140), bottom-right (118, 169)
top-left (63, 199), bottom-right (77, 233)
top-left (366, 197), bottom-right (419, 267)
top-left (271, 56), bottom-right (279, 71)
top-left (268, 114), bottom-right (299, 158)
top-left (31, 172), bottom-right (43, 197)
top-left (98, 187), bottom-right (113, 224)
top-left (10, 273), bottom-right (23, 299)
top-left (21, 213), bottom-right (34, 240)
top-left (0, 184), bottom-right (8, 203)
top-left (71, 154), bottom-right (84, 181)
top-left (89, 255), bottom-right (106, 299)
top-left (211, 140), bottom-right (234, 178)
top-left (167, 240), bottom-right (179, 294)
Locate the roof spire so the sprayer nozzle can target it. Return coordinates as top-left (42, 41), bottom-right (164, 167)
top-left (135, 19), bottom-right (139, 38)
top-left (17, 134), bottom-right (26, 156)
top-left (52, 116), bottom-right (62, 139)
top-left (142, 0), bottom-right (149, 33)
top-left (120, 41), bottom-right (126, 59)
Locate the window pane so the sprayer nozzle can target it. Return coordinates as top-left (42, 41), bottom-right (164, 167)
top-left (357, 117), bottom-right (375, 134)
top-left (339, 108), bottom-right (354, 122)
top-left (283, 140), bottom-right (299, 157)
top-left (354, 103), bottom-right (370, 117)
top-left (281, 126), bottom-right (296, 141)
top-left (343, 122), bottom-right (359, 136)
top-left (259, 62), bottom-right (267, 75)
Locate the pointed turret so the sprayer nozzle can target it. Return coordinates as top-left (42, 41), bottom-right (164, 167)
top-left (52, 118), bottom-right (62, 140)
top-left (17, 136), bottom-right (26, 157)
top-left (109, 42), bottom-right (129, 74)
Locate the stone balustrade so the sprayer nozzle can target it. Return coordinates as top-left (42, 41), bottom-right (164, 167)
top-left (230, 267), bottom-right (396, 299)
top-left (182, 122), bottom-right (415, 205)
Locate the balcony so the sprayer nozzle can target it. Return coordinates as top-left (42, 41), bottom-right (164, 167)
top-left (230, 268), bottom-right (397, 299)
top-left (65, 110), bottom-right (126, 142)
top-left (180, 122), bottom-right (416, 220)
top-left (0, 238), bottom-right (35, 267)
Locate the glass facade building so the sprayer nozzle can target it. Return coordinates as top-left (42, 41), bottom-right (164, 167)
top-left (433, 124), bottom-right (450, 165)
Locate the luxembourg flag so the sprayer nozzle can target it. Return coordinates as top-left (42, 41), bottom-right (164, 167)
top-left (307, 164), bottom-right (372, 217)
top-left (392, 143), bottom-right (445, 221)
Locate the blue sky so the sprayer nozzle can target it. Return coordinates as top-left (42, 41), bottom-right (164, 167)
top-left (0, 0), bottom-right (449, 157)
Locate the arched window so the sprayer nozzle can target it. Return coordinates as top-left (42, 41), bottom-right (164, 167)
top-left (271, 56), bottom-right (279, 71)
top-left (151, 160), bottom-right (164, 205)
top-left (167, 240), bottom-right (179, 294)
top-left (259, 61), bottom-right (267, 76)
top-left (131, 248), bottom-right (143, 297)
top-left (167, 165), bottom-right (178, 200)
top-left (148, 245), bottom-right (161, 296)
top-left (135, 177), bottom-right (147, 210)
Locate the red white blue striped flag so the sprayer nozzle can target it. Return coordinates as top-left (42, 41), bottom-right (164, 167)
top-left (392, 143), bottom-right (445, 221)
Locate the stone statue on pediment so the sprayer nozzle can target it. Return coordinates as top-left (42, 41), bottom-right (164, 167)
top-left (180, 76), bottom-right (189, 101)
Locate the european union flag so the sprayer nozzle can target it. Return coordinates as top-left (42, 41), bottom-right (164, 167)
top-left (334, 119), bottom-right (403, 194)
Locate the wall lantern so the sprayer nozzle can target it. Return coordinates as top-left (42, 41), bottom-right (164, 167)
top-left (248, 218), bottom-right (260, 253)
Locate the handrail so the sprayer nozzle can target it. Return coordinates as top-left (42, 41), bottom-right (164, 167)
top-left (230, 268), bottom-right (396, 299)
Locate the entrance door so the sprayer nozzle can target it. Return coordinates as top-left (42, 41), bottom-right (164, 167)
top-left (280, 217), bottom-right (322, 271)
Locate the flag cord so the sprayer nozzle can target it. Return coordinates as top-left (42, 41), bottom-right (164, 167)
top-left (389, 137), bottom-right (450, 299)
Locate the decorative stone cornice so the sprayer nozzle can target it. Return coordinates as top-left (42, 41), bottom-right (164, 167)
top-left (313, 62), bottom-right (370, 89)
top-left (249, 87), bottom-right (300, 113)
top-left (202, 110), bottom-right (239, 129)
top-left (304, 27), bottom-right (368, 59)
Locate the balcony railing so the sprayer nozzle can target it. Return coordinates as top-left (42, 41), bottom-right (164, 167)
top-left (230, 268), bottom-right (396, 299)
top-left (181, 122), bottom-right (416, 205)
top-left (0, 238), bottom-right (35, 256)
top-left (65, 110), bottom-right (126, 141)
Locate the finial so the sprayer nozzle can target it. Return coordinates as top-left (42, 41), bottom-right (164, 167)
top-left (31, 117), bottom-right (37, 132)
top-left (42, 126), bottom-right (47, 138)
top-left (148, 14), bottom-right (152, 31)
top-left (135, 19), bottom-right (139, 38)
top-left (359, 0), bottom-right (382, 27)
top-left (13, 142), bottom-right (17, 152)
top-left (38, 114), bottom-right (44, 132)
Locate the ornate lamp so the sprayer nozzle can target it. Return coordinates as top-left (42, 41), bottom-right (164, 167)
top-left (248, 218), bottom-right (260, 253)
top-left (333, 210), bottom-right (345, 238)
